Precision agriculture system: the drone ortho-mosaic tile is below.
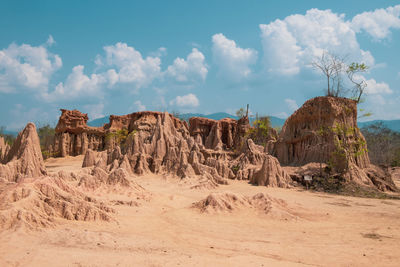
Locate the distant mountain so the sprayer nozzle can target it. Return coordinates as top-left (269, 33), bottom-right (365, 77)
top-left (2, 129), bottom-right (18, 136)
top-left (87, 116), bottom-right (110, 127)
top-left (178, 112), bottom-right (237, 121)
top-left (86, 113), bottom-right (400, 132)
top-left (358, 120), bottom-right (400, 132)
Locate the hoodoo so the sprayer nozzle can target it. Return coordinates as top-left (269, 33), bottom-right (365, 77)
top-left (274, 96), bottom-right (369, 169)
top-left (0, 123), bottom-right (47, 182)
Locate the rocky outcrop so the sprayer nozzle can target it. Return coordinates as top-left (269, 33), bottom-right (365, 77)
top-left (80, 112), bottom-right (291, 188)
top-left (0, 136), bottom-right (10, 163)
top-left (274, 96), bottom-right (369, 170)
top-left (273, 96), bottom-right (399, 191)
top-left (189, 116), bottom-right (250, 150)
top-left (0, 175), bottom-right (114, 230)
top-left (54, 109), bottom-right (105, 157)
top-left (0, 123), bottom-right (47, 182)
top-left (250, 155), bottom-right (291, 188)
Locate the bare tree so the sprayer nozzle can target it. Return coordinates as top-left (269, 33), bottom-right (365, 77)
top-left (312, 51), bottom-right (369, 102)
top-left (312, 51), bottom-right (346, 97)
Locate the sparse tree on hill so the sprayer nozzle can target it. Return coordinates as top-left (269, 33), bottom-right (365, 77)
top-left (312, 51), bottom-right (369, 103)
top-left (346, 62), bottom-right (369, 103)
top-left (312, 51), bottom-right (347, 97)
top-left (236, 108), bottom-right (246, 118)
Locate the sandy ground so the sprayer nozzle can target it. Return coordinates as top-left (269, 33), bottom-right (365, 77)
top-left (1, 156), bottom-right (400, 267)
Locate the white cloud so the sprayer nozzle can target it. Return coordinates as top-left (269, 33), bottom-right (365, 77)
top-left (8, 103), bottom-right (54, 130)
top-left (44, 65), bottom-right (106, 101)
top-left (133, 100), bottom-right (146, 111)
top-left (351, 5), bottom-right (400, 39)
top-left (0, 42), bottom-right (62, 93)
top-left (259, 8), bottom-right (374, 75)
top-left (285, 98), bottom-right (299, 111)
top-left (46, 35), bottom-right (55, 46)
top-left (98, 42), bottom-right (161, 89)
top-left (212, 33), bottom-right (258, 80)
top-left (169, 93), bottom-right (199, 108)
top-left (260, 20), bottom-right (301, 75)
top-left (165, 48), bottom-right (208, 83)
top-left (364, 78), bottom-right (393, 95)
top-left (150, 47), bottom-right (167, 57)
top-left (273, 112), bottom-right (289, 119)
top-left (83, 103), bottom-right (104, 120)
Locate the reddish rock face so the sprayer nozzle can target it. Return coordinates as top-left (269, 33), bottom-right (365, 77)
top-left (274, 96), bottom-right (370, 170)
top-left (106, 111), bottom-right (188, 133)
top-left (53, 110), bottom-right (189, 157)
top-left (56, 109), bottom-right (92, 134)
top-left (188, 116), bottom-right (250, 150)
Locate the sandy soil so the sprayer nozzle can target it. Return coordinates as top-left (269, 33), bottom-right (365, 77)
top-left (1, 156), bottom-right (399, 267)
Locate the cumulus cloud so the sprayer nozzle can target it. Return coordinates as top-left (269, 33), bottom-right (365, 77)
top-left (83, 103), bottom-right (105, 120)
top-left (260, 20), bottom-right (301, 75)
top-left (259, 8), bottom-right (374, 75)
top-left (0, 42), bottom-right (62, 93)
top-left (212, 33), bottom-right (258, 80)
top-left (364, 78), bottom-right (393, 94)
top-left (150, 47), bottom-right (167, 57)
top-left (351, 5), bottom-right (400, 39)
top-left (44, 65), bottom-right (106, 101)
top-left (97, 42), bottom-right (161, 89)
top-left (285, 98), bottom-right (299, 112)
top-left (169, 93), bottom-right (199, 108)
top-left (133, 100), bottom-right (146, 111)
top-left (165, 48), bottom-right (208, 83)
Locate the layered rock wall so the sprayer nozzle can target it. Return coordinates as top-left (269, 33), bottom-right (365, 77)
top-left (188, 116), bottom-right (250, 150)
top-left (274, 96), bottom-right (370, 170)
top-left (54, 109), bottom-right (105, 157)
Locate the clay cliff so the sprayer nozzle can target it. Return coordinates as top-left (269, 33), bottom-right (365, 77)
top-left (0, 136), bottom-right (10, 163)
top-left (54, 109), bottom-right (105, 157)
top-left (80, 112), bottom-right (290, 188)
top-left (274, 96), bottom-right (369, 170)
top-left (274, 96), bottom-right (396, 191)
top-left (0, 123), bottom-right (47, 182)
top-left (188, 116), bottom-right (250, 150)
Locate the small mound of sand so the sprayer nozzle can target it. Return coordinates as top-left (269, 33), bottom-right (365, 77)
top-left (194, 191), bottom-right (300, 220)
top-left (194, 192), bottom-right (250, 212)
top-left (0, 176), bottom-right (114, 231)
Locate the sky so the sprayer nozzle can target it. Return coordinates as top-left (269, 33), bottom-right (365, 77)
top-left (1, 0), bottom-right (400, 130)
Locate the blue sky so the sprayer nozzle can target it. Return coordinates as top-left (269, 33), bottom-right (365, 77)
top-left (1, 0), bottom-right (400, 130)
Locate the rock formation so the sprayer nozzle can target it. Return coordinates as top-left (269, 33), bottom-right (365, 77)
top-left (250, 155), bottom-right (291, 188)
top-left (274, 96), bottom-right (398, 191)
top-left (77, 111), bottom-right (289, 188)
top-left (0, 136), bottom-right (10, 163)
top-left (0, 176), bottom-right (114, 230)
top-left (0, 123), bottom-right (47, 182)
top-left (274, 96), bottom-right (369, 170)
top-left (189, 116), bottom-right (249, 150)
top-left (54, 109), bottom-right (105, 157)
top-left (0, 123), bottom-right (147, 230)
